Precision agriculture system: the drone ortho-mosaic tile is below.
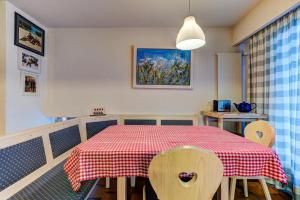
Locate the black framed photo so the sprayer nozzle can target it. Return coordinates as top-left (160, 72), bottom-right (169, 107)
top-left (14, 12), bottom-right (45, 56)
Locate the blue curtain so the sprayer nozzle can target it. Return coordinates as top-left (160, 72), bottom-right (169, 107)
top-left (248, 6), bottom-right (300, 199)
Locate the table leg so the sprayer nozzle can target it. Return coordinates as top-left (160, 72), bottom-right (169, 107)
top-left (117, 177), bottom-right (127, 200)
top-left (205, 116), bottom-right (209, 126)
top-left (218, 118), bottom-right (224, 129)
top-left (106, 177), bottom-right (110, 188)
top-left (130, 176), bottom-right (136, 187)
top-left (221, 177), bottom-right (229, 200)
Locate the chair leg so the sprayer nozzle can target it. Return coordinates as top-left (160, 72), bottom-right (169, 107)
top-left (105, 177), bottom-right (110, 188)
top-left (130, 176), bottom-right (136, 187)
top-left (230, 178), bottom-right (237, 200)
top-left (243, 179), bottom-right (248, 197)
top-left (259, 178), bottom-right (272, 200)
top-left (143, 185), bottom-right (146, 200)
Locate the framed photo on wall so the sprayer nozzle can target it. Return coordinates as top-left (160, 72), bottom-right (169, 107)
top-left (18, 48), bottom-right (42, 74)
top-left (133, 47), bottom-right (193, 89)
top-left (14, 12), bottom-right (45, 56)
top-left (21, 72), bottom-right (39, 96)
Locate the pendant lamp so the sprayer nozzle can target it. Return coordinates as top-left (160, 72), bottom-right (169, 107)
top-left (176, 0), bottom-right (206, 50)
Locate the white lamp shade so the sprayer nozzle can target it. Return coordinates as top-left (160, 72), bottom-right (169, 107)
top-left (176, 16), bottom-right (206, 50)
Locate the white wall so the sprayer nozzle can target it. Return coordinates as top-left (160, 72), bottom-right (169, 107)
top-left (217, 53), bottom-right (242, 104)
top-left (232, 0), bottom-right (300, 45)
top-left (0, 1), bottom-right (6, 136)
top-left (47, 28), bottom-right (237, 118)
top-left (5, 1), bottom-right (53, 134)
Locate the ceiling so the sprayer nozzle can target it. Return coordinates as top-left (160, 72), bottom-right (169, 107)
top-left (8, 0), bottom-right (261, 28)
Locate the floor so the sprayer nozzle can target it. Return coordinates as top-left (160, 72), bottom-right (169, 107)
top-left (89, 177), bottom-right (291, 200)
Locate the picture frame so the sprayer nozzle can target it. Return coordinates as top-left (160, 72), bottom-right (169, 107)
top-left (133, 47), bottom-right (193, 89)
top-left (18, 48), bottom-right (42, 74)
top-left (14, 12), bottom-right (45, 56)
top-left (21, 72), bottom-right (39, 96)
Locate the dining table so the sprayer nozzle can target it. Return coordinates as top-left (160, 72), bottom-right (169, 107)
top-left (64, 125), bottom-right (287, 200)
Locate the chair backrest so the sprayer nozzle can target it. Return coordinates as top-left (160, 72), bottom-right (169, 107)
top-left (148, 146), bottom-right (223, 200)
top-left (244, 120), bottom-right (275, 147)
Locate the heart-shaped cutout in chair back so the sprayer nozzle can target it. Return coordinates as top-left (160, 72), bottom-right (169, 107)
top-left (178, 172), bottom-right (197, 185)
top-left (256, 131), bottom-right (264, 139)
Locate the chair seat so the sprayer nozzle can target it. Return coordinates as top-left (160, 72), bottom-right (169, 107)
top-left (9, 160), bottom-right (97, 200)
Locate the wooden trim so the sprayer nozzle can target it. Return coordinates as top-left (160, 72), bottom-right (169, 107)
top-left (42, 133), bottom-right (53, 164)
top-left (79, 119), bottom-right (88, 142)
top-left (0, 118), bottom-right (80, 148)
top-left (232, 0), bottom-right (300, 45)
top-left (0, 1), bottom-right (6, 136)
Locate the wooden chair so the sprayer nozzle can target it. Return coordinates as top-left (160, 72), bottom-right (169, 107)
top-left (230, 120), bottom-right (275, 200)
top-left (146, 146), bottom-right (224, 200)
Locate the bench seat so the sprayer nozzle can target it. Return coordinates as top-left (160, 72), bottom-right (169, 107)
top-left (9, 160), bottom-right (97, 200)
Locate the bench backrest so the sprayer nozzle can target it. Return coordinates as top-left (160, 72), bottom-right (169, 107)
top-left (161, 119), bottom-right (194, 126)
top-left (121, 114), bottom-right (198, 126)
top-left (49, 125), bottom-right (81, 158)
top-left (0, 137), bottom-right (46, 191)
top-left (124, 119), bottom-right (157, 125)
top-left (86, 120), bottom-right (118, 139)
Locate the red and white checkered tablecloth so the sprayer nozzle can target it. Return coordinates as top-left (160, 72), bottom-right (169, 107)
top-left (64, 125), bottom-right (287, 191)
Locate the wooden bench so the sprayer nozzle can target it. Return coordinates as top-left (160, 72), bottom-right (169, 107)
top-left (0, 114), bottom-right (198, 199)
top-left (0, 116), bottom-right (119, 200)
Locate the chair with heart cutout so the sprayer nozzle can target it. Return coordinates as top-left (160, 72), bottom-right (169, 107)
top-left (230, 120), bottom-right (275, 200)
top-left (144, 146), bottom-right (224, 200)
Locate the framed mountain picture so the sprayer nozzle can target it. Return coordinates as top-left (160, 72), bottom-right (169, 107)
top-left (14, 12), bottom-right (45, 56)
top-left (133, 47), bottom-right (192, 89)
